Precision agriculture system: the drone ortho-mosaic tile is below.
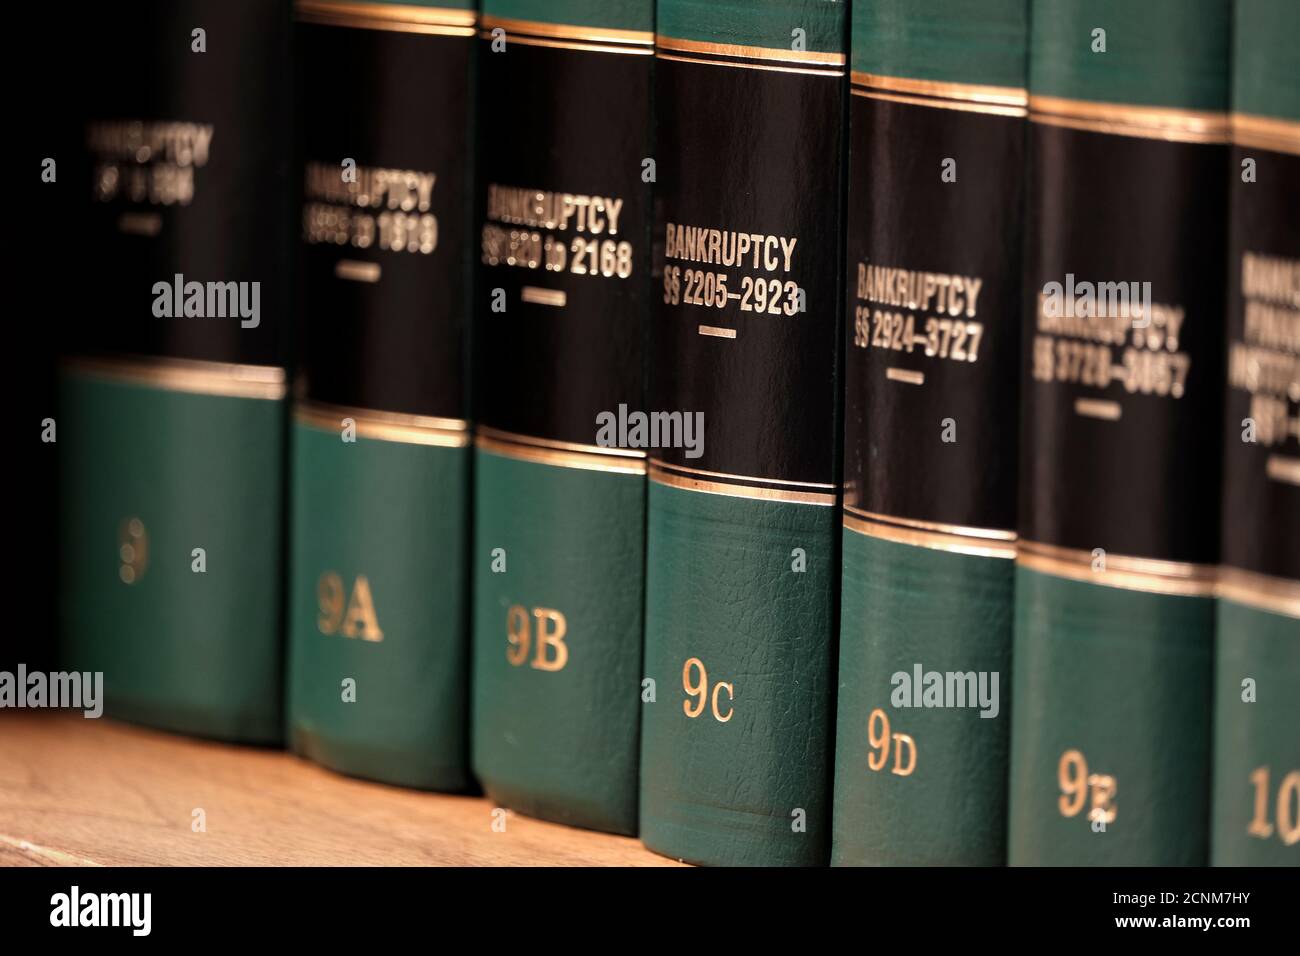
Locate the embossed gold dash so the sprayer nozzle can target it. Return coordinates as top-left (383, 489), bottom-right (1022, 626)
top-left (886, 367), bottom-right (924, 385)
top-left (296, 400), bottom-right (470, 447)
top-left (1074, 398), bottom-right (1122, 421)
top-left (521, 286), bottom-right (566, 307)
top-left (698, 325), bottom-right (736, 339)
top-left (1266, 454), bottom-right (1300, 486)
top-left (335, 260), bottom-right (381, 283)
top-left (297, 0), bottom-right (477, 35)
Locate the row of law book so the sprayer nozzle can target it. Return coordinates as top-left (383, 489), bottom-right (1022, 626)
top-left (31, 0), bottom-right (1295, 866)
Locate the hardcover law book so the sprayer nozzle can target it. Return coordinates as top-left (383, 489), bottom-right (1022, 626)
top-left (639, 0), bottom-right (847, 866)
top-left (471, 0), bottom-right (653, 835)
top-left (1210, 0), bottom-right (1299, 866)
top-left (61, 0), bottom-right (293, 743)
top-left (1008, 0), bottom-right (1229, 864)
top-left (287, 0), bottom-right (476, 790)
top-left (832, 0), bottom-right (1027, 866)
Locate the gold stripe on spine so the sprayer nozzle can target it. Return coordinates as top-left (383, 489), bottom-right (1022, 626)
top-left (64, 355), bottom-right (287, 401)
top-left (851, 72), bottom-right (1027, 106)
top-left (1029, 95), bottom-right (1229, 144)
top-left (843, 511), bottom-right (1016, 560)
top-left (1232, 113), bottom-right (1300, 156)
top-left (655, 52), bottom-right (844, 77)
top-left (1017, 539), bottom-right (1218, 598)
top-left (649, 463), bottom-right (837, 506)
top-left (852, 87), bottom-right (1027, 118)
top-left (476, 429), bottom-right (646, 475)
top-left (297, 400), bottom-right (470, 447)
top-left (296, 1), bottom-right (476, 35)
top-left (656, 36), bottom-right (845, 67)
top-left (1218, 568), bottom-right (1300, 620)
top-left (480, 15), bottom-right (652, 46)
top-left (480, 31), bottom-right (654, 55)
top-left (651, 458), bottom-right (836, 489)
top-left (844, 506), bottom-right (1016, 541)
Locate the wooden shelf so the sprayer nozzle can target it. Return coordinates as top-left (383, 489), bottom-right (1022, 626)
top-left (0, 713), bottom-right (678, 866)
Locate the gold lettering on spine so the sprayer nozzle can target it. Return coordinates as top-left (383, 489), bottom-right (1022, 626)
top-left (1230, 252), bottom-right (1300, 451)
top-left (505, 605), bottom-right (569, 671)
top-left (1248, 767), bottom-right (1300, 846)
top-left (317, 572), bottom-right (383, 642)
top-left (866, 707), bottom-right (917, 777)
top-left (1057, 748), bottom-right (1117, 825)
top-left (682, 657), bottom-right (734, 722)
top-left (118, 518), bottom-right (148, 585)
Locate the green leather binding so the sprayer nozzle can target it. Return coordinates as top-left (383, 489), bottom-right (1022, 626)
top-left (851, 0), bottom-right (1027, 88)
top-left (59, 370), bottom-right (285, 744)
top-left (471, 450), bottom-right (646, 834)
top-left (484, 0), bottom-right (651, 31)
top-left (1231, 0), bottom-right (1300, 122)
top-left (1029, 0), bottom-right (1229, 110)
top-left (287, 421), bottom-right (471, 790)
top-left (1211, 601), bottom-right (1300, 865)
top-left (657, 0), bottom-right (843, 53)
top-left (640, 483), bottom-right (837, 866)
top-left (1008, 569), bottom-right (1215, 865)
top-left (834, 533), bottom-right (1014, 866)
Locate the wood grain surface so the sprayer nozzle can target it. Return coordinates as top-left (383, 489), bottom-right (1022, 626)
top-left (0, 712), bottom-right (680, 867)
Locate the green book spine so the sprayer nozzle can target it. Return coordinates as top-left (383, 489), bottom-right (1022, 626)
top-left (639, 0), bottom-right (847, 866)
top-left (470, 0), bottom-right (654, 835)
top-left (1210, 0), bottom-right (1300, 867)
top-left (1009, 0), bottom-right (1230, 864)
top-left (61, 0), bottom-right (294, 743)
top-left (286, 0), bottom-right (477, 790)
top-left (833, 0), bottom-right (1027, 867)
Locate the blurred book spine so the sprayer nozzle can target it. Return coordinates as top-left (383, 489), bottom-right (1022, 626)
top-left (61, 0), bottom-right (294, 742)
top-left (1209, 0), bottom-right (1300, 866)
top-left (286, 0), bottom-right (477, 790)
top-left (1009, 0), bottom-right (1229, 864)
